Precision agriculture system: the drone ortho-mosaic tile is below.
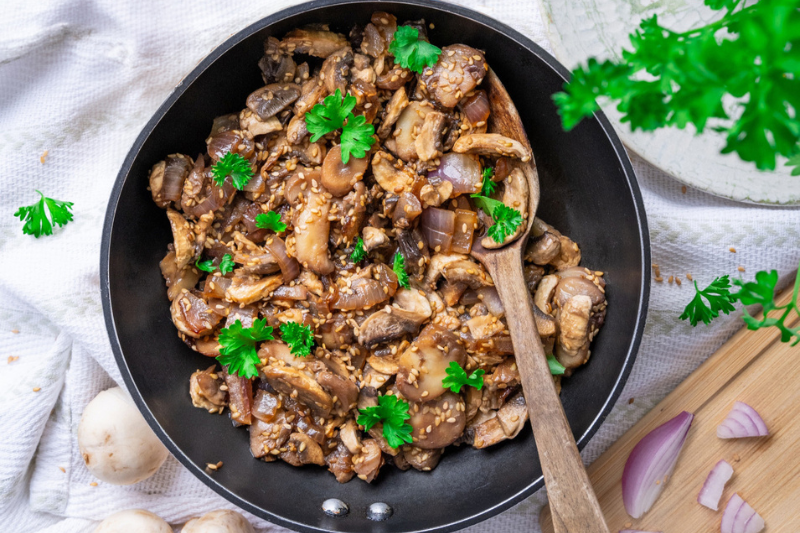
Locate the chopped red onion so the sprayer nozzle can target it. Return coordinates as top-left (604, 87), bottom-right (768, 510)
top-left (427, 153), bottom-right (481, 195)
top-left (721, 494), bottom-right (765, 533)
top-left (622, 411), bottom-right (694, 519)
top-left (420, 207), bottom-right (455, 253)
top-left (717, 402), bottom-right (769, 439)
top-left (697, 460), bottom-right (734, 510)
top-left (476, 287), bottom-right (504, 316)
top-left (264, 236), bottom-right (300, 283)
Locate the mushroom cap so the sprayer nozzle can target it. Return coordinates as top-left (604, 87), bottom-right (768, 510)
top-left (78, 387), bottom-right (168, 485)
top-left (182, 509), bottom-right (255, 533)
top-left (94, 509), bottom-right (171, 533)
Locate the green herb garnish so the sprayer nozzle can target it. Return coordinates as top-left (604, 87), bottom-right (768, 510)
top-left (787, 153), bottom-right (800, 176)
top-left (305, 89), bottom-right (376, 164)
top-left (547, 354), bottom-right (566, 376)
top-left (216, 318), bottom-right (274, 378)
top-left (388, 25), bottom-right (442, 74)
top-left (393, 252), bottom-right (410, 289)
top-left (481, 167), bottom-right (496, 196)
top-left (196, 253), bottom-right (234, 275)
top-left (552, 1), bottom-right (800, 171)
top-left (350, 237), bottom-right (367, 263)
top-left (357, 394), bottom-right (413, 449)
top-left (15, 190), bottom-right (74, 238)
top-left (279, 321), bottom-right (314, 357)
top-left (442, 361), bottom-right (485, 393)
top-left (471, 194), bottom-right (523, 244)
top-left (680, 275), bottom-right (736, 326)
top-left (255, 211), bottom-right (287, 232)
top-left (211, 152), bottom-right (253, 190)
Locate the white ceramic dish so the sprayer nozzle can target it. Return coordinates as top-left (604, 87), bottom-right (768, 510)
top-left (538, 0), bottom-right (800, 205)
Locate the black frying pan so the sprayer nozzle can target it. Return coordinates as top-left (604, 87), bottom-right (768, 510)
top-left (100, 1), bottom-right (650, 531)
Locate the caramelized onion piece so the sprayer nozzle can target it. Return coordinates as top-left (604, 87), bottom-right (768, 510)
top-left (420, 207), bottom-right (455, 253)
top-left (451, 209), bottom-right (477, 254)
top-left (264, 236), bottom-right (301, 283)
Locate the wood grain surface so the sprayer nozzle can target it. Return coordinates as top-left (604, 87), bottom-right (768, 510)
top-left (540, 288), bottom-right (800, 533)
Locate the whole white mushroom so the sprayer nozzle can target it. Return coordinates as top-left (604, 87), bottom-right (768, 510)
top-left (78, 386), bottom-right (169, 485)
top-left (94, 509), bottom-right (172, 533)
top-left (182, 510), bottom-right (255, 533)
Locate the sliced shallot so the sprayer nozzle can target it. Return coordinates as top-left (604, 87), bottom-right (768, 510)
top-left (622, 411), bottom-right (694, 519)
top-left (721, 494), bottom-right (765, 533)
top-left (697, 460), bottom-right (734, 510)
top-left (717, 402), bottom-right (769, 439)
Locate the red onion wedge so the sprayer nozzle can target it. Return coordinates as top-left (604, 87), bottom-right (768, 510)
top-left (721, 494), bottom-right (765, 533)
top-left (697, 460), bottom-right (734, 510)
top-left (622, 411), bottom-right (694, 519)
top-left (717, 402), bottom-right (768, 439)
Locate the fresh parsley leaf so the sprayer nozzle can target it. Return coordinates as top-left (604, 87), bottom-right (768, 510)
top-left (470, 194), bottom-right (524, 243)
top-left (787, 151), bottom-right (800, 177)
top-left (218, 253), bottom-right (235, 275)
top-left (553, 3), bottom-right (800, 171)
top-left (340, 113), bottom-right (376, 164)
top-left (195, 258), bottom-right (216, 272)
top-left (255, 211), bottom-right (287, 232)
top-left (481, 167), bottom-right (496, 196)
top-left (441, 361), bottom-right (485, 393)
top-left (350, 237), bottom-right (367, 263)
top-left (393, 252), bottom-right (410, 289)
top-left (470, 194), bottom-right (503, 217)
top-left (680, 275), bottom-right (736, 326)
top-left (388, 25), bottom-right (442, 74)
top-left (216, 318), bottom-right (274, 378)
top-left (279, 321), bottom-right (314, 357)
top-left (305, 89), bottom-right (356, 142)
top-left (547, 354), bottom-right (566, 376)
top-left (211, 152), bottom-right (253, 190)
top-left (733, 268), bottom-right (800, 345)
top-left (357, 394), bottom-right (413, 449)
top-left (14, 190), bottom-right (74, 238)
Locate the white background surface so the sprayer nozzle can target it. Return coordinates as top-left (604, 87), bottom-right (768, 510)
top-left (0, 1), bottom-right (798, 532)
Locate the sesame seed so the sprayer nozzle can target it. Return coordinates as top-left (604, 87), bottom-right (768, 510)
top-left (33, 387), bottom-right (41, 392)
top-left (738, 266), bottom-right (745, 272)
top-left (90, 482), bottom-right (98, 487)
top-left (729, 247), bottom-right (737, 253)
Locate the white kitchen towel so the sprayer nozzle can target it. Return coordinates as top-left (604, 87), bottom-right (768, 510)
top-left (0, 0), bottom-right (798, 532)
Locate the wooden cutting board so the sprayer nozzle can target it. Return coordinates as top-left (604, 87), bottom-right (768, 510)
top-left (541, 287), bottom-right (800, 533)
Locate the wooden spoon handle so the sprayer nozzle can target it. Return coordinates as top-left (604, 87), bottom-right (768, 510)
top-left (488, 253), bottom-right (610, 533)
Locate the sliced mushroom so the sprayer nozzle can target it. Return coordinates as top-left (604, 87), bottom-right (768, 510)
top-left (225, 274), bottom-right (283, 305)
top-left (190, 365), bottom-right (227, 412)
top-left (320, 46), bottom-right (353, 94)
top-left (294, 77), bottom-right (327, 116)
top-left (555, 295), bottom-right (592, 369)
top-left (350, 78), bottom-right (380, 123)
top-left (263, 365), bottom-right (333, 417)
top-left (286, 114), bottom-right (309, 144)
top-left (339, 419), bottom-right (362, 454)
top-left (280, 432), bottom-right (326, 466)
top-left (224, 372), bottom-right (253, 425)
top-left (423, 253), bottom-right (468, 288)
top-left (250, 413), bottom-right (291, 460)
top-left (419, 44), bottom-right (487, 108)
top-left (554, 275), bottom-right (606, 309)
top-left (440, 279), bottom-right (468, 307)
top-left (325, 440), bottom-right (355, 483)
top-left (409, 392), bottom-right (466, 449)
top-left (171, 291), bottom-right (221, 338)
top-left (525, 231), bottom-right (561, 265)
top-left (496, 391), bottom-right (528, 438)
top-left (357, 288), bottom-right (432, 346)
top-left (281, 28), bottom-right (349, 58)
top-left (533, 304), bottom-right (557, 338)
top-left (392, 191), bottom-right (422, 228)
top-left (534, 274), bottom-right (559, 315)
top-left (362, 226), bottom-right (387, 252)
top-left (321, 145), bottom-right (369, 196)
top-left (469, 411), bottom-right (508, 449)
top-left (453, 133), bottom-right (532, 162)
top-left (259, 36), bottom-right (297, 84)
top-left (550, 235), bottom-right (582, 269)
top-left (377, 87), bottom-right (409, 139)
top-left (246, 83), bottom-right (301, 120)
top-left (465, 314), bottom-right (506, 340)
top-left (481, 167), bottom-right (530, 249)
top-left (371, 151), bottom-right (415, 193)
top-left (317, 369), bottom-right (359, 414)
top-left (402, 446), bottom-right (442, 471)
top-left (166, 209), bottom-right (197, 269)
top-left (442, 259), bottom-right (494, 289)
top-left (419, 180), bottom-right (454, 208)
top-left (292, 190), bottom-right (335, 275)
top-left (150, 154), bottom-right (192, 208)
top-left (160, 251), bottom-right (201, 302)
top-left (396, 324), bottom-right (466, 402)
top-left (415, 111), bottom-right (447, 162)
top-left (393, 101), bottom-right (432, 161)
top-left (351, 53), bottom-right (376, 84)
top-left (352, 438), bottom-right (384, 482)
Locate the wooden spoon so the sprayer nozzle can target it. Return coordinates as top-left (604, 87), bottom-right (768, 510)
top-left (470, 69), bottom-right (610, 533)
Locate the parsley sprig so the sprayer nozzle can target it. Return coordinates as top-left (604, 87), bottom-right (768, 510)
top-left (305, 89), bottom-right (376, 164)
top-left (388, 25), bottom-right (442, 74)
top-left (357, 394), bottom-right (413, 449)
top-left (393, 252), bottom-right (410, 289)
top-left (481, 167), bottom-right (496, 197)
top-left (442, 362), bottom-right (485, 393)
top-left (217, 318), bottom-right (274, 378)
top-left (255, 211), bottom-right (287, 232)
top-left (196, 253), bottom-right (234, 275)
top-left (15, 190), bottom-right (74, 238)
top-left (211, 152), bottom-right (253, 190)
top-left (350, 237), bottom-right (367, 263)
top-left (681, 262), bottom-right (800, 345)
top-left (553, 0), bottom-right (800, 171)
top-left (471, 195), bottom-right (523, 244)
top-left (279, 321), bottom-right (314, 357)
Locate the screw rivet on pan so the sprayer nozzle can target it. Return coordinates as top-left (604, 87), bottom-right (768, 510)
top-left (366, 502), bottom-right (393, 521)
top-left (322, 498), bottom-right (349, 517)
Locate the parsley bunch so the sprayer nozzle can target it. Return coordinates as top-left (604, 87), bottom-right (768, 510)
top-left (217, 318), bottom-right (274, 378)
top-left (392, 252), bottom-right (410, 289)
top-left (357, 394), bottom-right (413, 448)
top-left (279, 321), bottom-right (314, 357)
top-left (471, 194), bottom-right (523, 244)
top-left (196, 253), bottom-right (234, 275)
top-left (212, 152), bottom-right (253, 190)
top-left (255, 211), bottom-right (287, 232)
top-left (388, 26), bottom-right (442, 74)
top-left (15, 190), bottom-right (74, 238)
top-left (442, 362), bottom-right (484, 393)
top-left (553, 0), bottom-right (800, 172)
top-left (681, 262), bottom-right (800, 345)
top-left (305, 89), bottom-right (376, 164)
